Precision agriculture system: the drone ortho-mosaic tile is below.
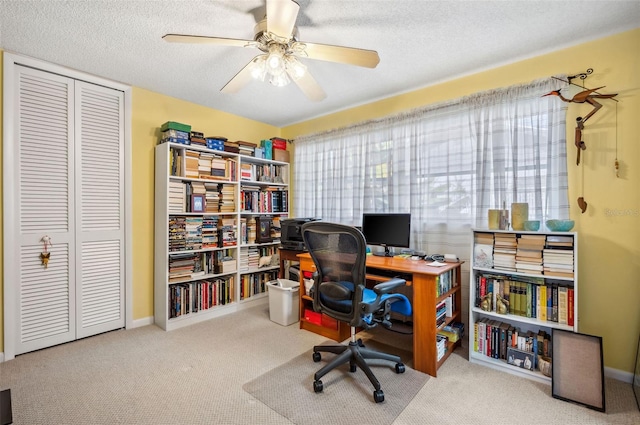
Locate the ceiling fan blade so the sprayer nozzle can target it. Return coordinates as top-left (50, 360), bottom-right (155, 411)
top-left (220, 58), bottom-right (257, 94)
top-left (296, 41), bottom-right (380, 68)
top-left (266, 0), bottom-right (300, 39)
top-left (289, 69), bottom-right (326, 102)
top-left (163, 34), bottom-right (255, 48)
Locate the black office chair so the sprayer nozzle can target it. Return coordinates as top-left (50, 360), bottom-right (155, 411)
top-left (301, 221), bottom-right (412, 403)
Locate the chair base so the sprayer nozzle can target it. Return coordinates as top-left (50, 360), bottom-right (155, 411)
top-left (312, 337), bottom-right (405, 403)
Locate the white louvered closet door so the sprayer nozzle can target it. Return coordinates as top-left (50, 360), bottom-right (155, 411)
top-left (74, 82), bottom-right (125, 338)
top-left (6, 65), bottom-right (124, 356)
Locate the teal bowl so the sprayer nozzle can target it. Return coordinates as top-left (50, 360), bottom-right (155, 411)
top-left (523, 220), bottom-right (540, 231)
top-left (545, 219), bottom-right (575, 232)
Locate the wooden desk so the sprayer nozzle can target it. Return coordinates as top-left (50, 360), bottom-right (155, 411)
top-left (297, 252), bottom-right (463, 377)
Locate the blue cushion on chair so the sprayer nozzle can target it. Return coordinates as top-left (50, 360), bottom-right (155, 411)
top-left (320, 281), bottom-right (412, 317)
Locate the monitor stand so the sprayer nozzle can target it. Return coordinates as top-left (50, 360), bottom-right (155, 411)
top-left (372, 246), bottom-right (394, 257)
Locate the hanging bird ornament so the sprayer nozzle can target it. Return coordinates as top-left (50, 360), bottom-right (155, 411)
top-left (543, 81), bottom-right (618, 165)
top-left (543, 70), bottom-right (619, 215)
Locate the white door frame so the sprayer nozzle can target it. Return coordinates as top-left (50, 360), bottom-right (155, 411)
top-left (2, 51), bottom-right (133, 361)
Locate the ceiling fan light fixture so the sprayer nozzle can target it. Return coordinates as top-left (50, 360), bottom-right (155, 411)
top-left (284, 55), bottom-right (306, 80)
top-left (266, 44), bottom-right (286, 74)
top-left (250, 55), bottom-right (268, 81)
top-left (269, 71), bottom-right (290, 87)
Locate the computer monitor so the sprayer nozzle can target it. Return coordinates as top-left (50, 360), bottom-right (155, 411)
top-left (361, 213), bottom-right (411, 257)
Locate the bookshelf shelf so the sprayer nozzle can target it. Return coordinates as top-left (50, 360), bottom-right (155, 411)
top-left (469, 228), bottom-right (578, 384)
top-left (155, 142), bottom-right (290, 331)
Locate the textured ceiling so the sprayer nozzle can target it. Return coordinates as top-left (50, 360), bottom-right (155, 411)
top-left (1, 0), bottom-right (639, 127)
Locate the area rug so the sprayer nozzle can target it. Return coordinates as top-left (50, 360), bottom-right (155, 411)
top-left (243, 340), bottom-right (428, 425)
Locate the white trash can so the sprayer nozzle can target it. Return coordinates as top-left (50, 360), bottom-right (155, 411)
top-left (267, 279), bottom-right (300, 326)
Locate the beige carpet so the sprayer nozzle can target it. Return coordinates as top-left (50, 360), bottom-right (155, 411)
top-left (1, 304), bottom-right (639, 424)
top-left (243, 340), bottom-right (427, 425)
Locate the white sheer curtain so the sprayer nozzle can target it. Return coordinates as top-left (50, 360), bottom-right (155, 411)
top-left (293, 77), bottom-right (569, 262)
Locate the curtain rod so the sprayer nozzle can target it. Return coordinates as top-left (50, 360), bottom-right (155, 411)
top-left (293, 75), bottom-right (566, 143)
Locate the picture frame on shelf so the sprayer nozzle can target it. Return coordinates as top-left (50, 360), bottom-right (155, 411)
top-left (191, 194), bottom-right (205, 213)
top-left (507, 347), bottom-right (534, 371)
top-left (255, 216), bottom-right (273, 243)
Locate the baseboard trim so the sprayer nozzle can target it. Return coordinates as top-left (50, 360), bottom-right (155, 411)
top-left (130, 316), bottom-right (154, 328)
top-left (0, 353), bottom-right (4, 363)
top-left (605, 366), bottom-right (633, 384)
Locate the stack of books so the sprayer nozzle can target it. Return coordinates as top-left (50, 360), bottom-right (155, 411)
top-left (219, 184), bottom-right (236, 212)
top-left (543, 235), bottom-right (574, 277)
top-left (247, 246), bottom-right (260, 269)
top-left (201, 217), bottom-right (218, 248)
top-left (184, 150), bottom-right (200, 179)
top-left (189, 131), bottom-right (206, 147)
top-left (168, 181), bottom-right (185, 213)
top-left (210, 155), bottom-right (230, 180)
top-left (237, 140), bottom-right (257, 156)
top-left (515, 234), bottom-right (545, 274)
top-left (168, 216), bottom-right (186, 252)
top-left (239, 247), bottom-right (250, 272)
top-left (168, 252), bottom-right (199, 282)
top-left (204, 182), bottom-right (220, 213)
top-left (217, 217), bottom-right (237, 247)
top-left (493, 233), bottom-right (517, 271)
top-left (185, 216), bottom-right (203, 250)
top-left (198, 151), bottom-right (214, 178)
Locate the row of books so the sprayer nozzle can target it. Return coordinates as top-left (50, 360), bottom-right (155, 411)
top-left (436, 268), bottom-right (457, 297)
top-left (168, 249), bottom-right (238, 282)
top-left (168, 275), bottom-right (235, 319)
top-left (436, 334), bottom-right (447, 361)
top-left (170, 147), bottom-right (237, 181)
top-left (474, 319), bottom-right (551, 371)
top-left (475, 273), bottom-right (574, 325)
top-left (239, 270), bottom-right (278, 300)
top-left (240, 187), bottom-right (289, 213)
top-left (168, 216), bottom-right (237, 252)
top-left (240, 162), bottom-right (287, 183)
top-left (436, 294), bottom-right (456, 328)
top-left (169, 180), bottom-right (237, 214)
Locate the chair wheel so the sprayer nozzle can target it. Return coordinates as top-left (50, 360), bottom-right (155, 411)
top-left (395, 363), bottom-right (405, 374)
top-left (313, 380), bottom-right (323, 393)
top-left (312, 352), bottom-right (321, 362)
top-left (349, 362), bottom-right (357, 373)
top-left (357, 338), bottom-right (365, 347)
top-left (373, 389), bottom-right (384, 403)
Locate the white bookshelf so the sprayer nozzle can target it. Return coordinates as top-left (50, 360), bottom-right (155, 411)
top-left (154, 142), bottom-right (289, 331)
top-left (469, 228), bottom-right (578, 384)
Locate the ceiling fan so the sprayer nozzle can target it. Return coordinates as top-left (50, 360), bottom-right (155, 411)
top-left (162, 0), bottom-right (380, 101)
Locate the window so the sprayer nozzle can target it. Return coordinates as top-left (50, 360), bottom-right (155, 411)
top-left (293, 77), bottom-right (568, 259)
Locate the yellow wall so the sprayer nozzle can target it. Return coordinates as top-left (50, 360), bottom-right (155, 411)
top-left (1, 29), bottom-right (639, 374)
top-left (283, 28), bottom-right (640, 373)
top-left (131, 88), bottom-right (280, 318)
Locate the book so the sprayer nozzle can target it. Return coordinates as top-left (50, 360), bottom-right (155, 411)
top-left (474, 244), bottom-right (494, 268)
top-left (558, 285), bottom-right (568, 325)
top-left (567, 288), bottom-right (575, 326)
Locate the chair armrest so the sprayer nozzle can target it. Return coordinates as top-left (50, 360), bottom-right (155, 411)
top-left (373, 278), bottom-right (406, 295)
